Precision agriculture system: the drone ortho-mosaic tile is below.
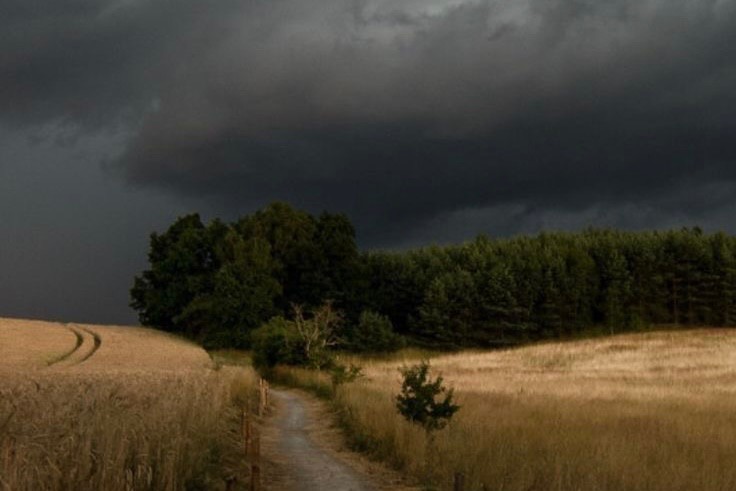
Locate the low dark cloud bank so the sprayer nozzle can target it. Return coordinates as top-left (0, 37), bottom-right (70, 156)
top-left (4, 0), bottom-right (736, 245)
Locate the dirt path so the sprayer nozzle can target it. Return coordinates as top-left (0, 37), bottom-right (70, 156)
top-left (261, 389), bottom-right (418, 491)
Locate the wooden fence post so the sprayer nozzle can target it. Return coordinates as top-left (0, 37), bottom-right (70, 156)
top-left (453, 472), bottom-right (465, 491)
top-left (244, 410), bottom-right (252, 456)
top-left (250, 429), bottom-right (261, 491)
top-left (258, 378), bottom-right (266, 417)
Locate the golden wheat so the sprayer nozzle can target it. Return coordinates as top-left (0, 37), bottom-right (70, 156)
top-left (0, 318), bottom-right (80, 370)
top-left (0, 317), bottom-right (258, 491)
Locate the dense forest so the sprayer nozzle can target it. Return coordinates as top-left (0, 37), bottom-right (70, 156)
top-left (131, 202), bottom-right (736, 351)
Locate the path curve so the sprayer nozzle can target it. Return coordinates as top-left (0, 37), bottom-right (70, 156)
top-left (262, 389), bottom-right (377, 491)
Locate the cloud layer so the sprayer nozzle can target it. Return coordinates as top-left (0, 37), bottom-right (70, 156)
top-left (4, 0), bottom-right (736, 244)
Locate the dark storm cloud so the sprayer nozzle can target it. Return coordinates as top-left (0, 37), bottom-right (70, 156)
top-left (0, 125), bottom-right (186, 324)
top-left (5, 0), bottom-right (736, 245)
top-left (0, 0), bottom-right (244, 127)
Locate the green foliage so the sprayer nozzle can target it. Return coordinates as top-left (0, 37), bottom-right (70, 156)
top-left (345, 310), bottom-right (404, 353)
top-left (131, 203), bottom-right (359, 349)
top-left (364, 227), bottom-right (736, 347)
top-left (396, 361), bottom-right (459, 432)
top-left (133, 203), bottom-right (736, 354)
top-left (130, 214), bottom-right (221, 334)
top-left (250, 316), bottom-right (306, 370)
top-left (176, 232), bottom-right (282, 349)
top-left (330, 363), bottom-right (363, 389)
top-left (251, 302), bottom-right (343, 370)
top-left (236, 203), bottom-right (359, 311)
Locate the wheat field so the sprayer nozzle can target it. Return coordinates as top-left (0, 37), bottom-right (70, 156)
top-left (0, 317), bottom-right (259, 491)
top-left (277, 328), bottom-right (736, 491)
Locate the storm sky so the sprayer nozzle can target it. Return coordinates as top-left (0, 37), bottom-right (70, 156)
top-left (2, 0), bottom-right (736, 324)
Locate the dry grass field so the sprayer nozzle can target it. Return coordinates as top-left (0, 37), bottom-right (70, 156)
top-left (0, 317), bottom-right (259, 491)
top-left (277, 329), bottom-right (736, 491)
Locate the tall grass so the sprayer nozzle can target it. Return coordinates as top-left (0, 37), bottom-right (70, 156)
top-left (275, 329), bottom-right (736, 491)
top-left (0, 318), bottom-right (261, 491)
top-left (0, 368), bottom-right (260, 491)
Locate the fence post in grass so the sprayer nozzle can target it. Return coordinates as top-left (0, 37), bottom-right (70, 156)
top-left (453, 472), bottom-right (464, 491)
top-left (244, 410), bottom-right (252, 456)
top-left (258, 378), bottom-right (267, 417)
top-left (250, 429), bottom-right (261, 491)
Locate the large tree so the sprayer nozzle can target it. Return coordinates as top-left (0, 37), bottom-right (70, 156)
top-left (130, 214), bottom-right (219, 333)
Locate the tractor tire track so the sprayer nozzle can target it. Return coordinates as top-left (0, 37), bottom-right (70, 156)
top-left (77, 328), bottom-right (101, 363)
top-left (47, 326), bottom-right (102, 368)
top-left (46, 326), bottom-right (84, 366)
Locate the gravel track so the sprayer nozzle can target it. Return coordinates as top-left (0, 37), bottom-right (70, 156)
top-left (262, 389), bottom-right (377, 491)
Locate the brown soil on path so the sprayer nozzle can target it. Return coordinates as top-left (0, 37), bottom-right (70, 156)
top-left (260, 388), bottom-right (419, 491)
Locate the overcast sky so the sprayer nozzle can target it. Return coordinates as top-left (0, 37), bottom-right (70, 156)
top-left (2, 0), bottom-right (736, 324)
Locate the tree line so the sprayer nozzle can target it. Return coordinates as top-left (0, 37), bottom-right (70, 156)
top-left (131, 202), bottom-right (736, 352)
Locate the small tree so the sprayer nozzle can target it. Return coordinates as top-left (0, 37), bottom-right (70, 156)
top-left (330, 363), bottom-right (363, 393)
top-left (396, 360), bottom-right (459, 431)
top-left (292, 302), bottom-right (342, 369)
top-left (396, 360), bottom-right (459, 487)
top-left (251, 302), bottom-right (344, 371)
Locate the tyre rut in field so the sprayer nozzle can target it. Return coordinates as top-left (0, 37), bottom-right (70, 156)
top-left (46, 326), bottom-right (84, 366)
top-left (77, 328), bottom-right (101, 363)
top-left (48, 326), bottom-right (101, 367)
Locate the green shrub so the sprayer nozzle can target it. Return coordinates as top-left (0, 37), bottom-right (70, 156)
top-left (250, 316), bottom-right (306, 369)
top-left (330, 363), bottom-right (363, 391)
top-left (346, 310), bottom-right (405, 353)
top-left (396, 360), bottom-right (459, 432)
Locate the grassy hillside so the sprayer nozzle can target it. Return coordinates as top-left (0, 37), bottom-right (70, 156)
top-left (0, 317), bottom-right (259, 491)
top-left (277, 328), bottom-right (736, 491)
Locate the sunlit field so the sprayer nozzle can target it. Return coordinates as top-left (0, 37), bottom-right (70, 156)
top-left (276, 329), bottom-right (736, 491)
top-left (0, 317), bottom-right (259, 491)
